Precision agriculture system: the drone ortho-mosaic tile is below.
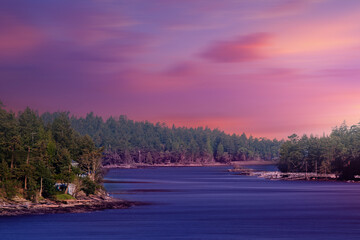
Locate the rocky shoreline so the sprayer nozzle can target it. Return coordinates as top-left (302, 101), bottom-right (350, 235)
top-left (228, 167), bottom-right (338, 181)
top-left (0, 195), bottom-right (142, 217)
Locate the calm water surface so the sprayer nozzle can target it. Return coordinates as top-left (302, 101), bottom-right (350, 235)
top-left (1, 166), bottom-right (360, 239)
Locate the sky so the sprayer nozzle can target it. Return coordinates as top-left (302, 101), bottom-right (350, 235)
top-left (1, 0), bottom-right (360, 139)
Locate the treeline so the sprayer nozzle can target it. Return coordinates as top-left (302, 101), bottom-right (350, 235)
top-left (278, 123), bottom-right (360, 180)
top-left (0, 104), bottom-right (103, 200)
top-left (42, 112), bottom-right (282, 166)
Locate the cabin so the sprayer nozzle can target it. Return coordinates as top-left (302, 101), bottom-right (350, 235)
top-left (54, 183), bottom-right (76, 196)
top-left (71, 160), bottom-right (79, 167)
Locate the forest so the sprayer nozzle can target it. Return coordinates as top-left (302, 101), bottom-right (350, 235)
top-left (278, 123), bottom-right (360, 180)
top-left (0, 104), bottom-right (103, 200)
top-left (41, 112), bottom-right (283, 166)
top-left (0, 104), bottom-right (283, 200)
top-left (2, 102), bottom-right (360, 201)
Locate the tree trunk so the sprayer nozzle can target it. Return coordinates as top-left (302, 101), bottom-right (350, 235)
top-left (39, 177), bottom-right (43, 197)
top-left (24, 147), bottom-right (30, 190)
top-left (65, 164), bottom-right (71, 194)
top-left (26, 147), bottom-right (30, 164)
top-left (91, 159), bottom-right (96, 181)
top-left (11, 152), bottom-right (14, 169)
top-left (87, 166), bottom-right (92, 181)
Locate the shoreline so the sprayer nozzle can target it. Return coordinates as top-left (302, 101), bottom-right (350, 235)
top-left (103, 160), bottom-right (276, 169)
top-left (0, 161), bottom-right (275, 217)
top-left (228, 167), bottom-right (349, 182)
top-left (0, 195), bottom-right (142, 217)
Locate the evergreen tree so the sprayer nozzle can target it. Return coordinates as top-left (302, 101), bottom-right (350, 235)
top-left (0, 106), bottom-right (103, 201)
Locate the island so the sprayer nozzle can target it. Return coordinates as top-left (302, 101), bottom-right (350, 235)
top-left (0, 106), bottom-right (139, 216)
top-left (228, 123), bottom-right (360, 182)
top-left (277, 123), bottom-right (360, 181)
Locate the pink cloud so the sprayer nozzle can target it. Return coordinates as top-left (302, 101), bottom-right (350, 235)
top-left (200, 33), bottom-right (272, 63)
top-left (317, 68), bottom-right (360, 78)
top-left (108, 69), bottom-right (199, 93)
top-left (164, 61), bottom-right (201, 77)
top-left (0, 15), bottom-right (44, 59)
top-left (2, 0), bottom-right (360, 140)
top-left (261, 0), bottom-right (321, 18)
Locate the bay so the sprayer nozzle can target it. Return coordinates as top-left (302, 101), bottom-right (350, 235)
top-left (1, 166), bottom-right (360, 239)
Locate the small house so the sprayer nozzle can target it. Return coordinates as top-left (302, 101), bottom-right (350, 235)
top-left (54, 182), bottom-right (76, 196)
top-left (71, 160), bottom-right (79, 167)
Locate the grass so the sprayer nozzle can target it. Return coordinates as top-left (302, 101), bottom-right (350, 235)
top-left (55, 194), bottom-right (76, 201)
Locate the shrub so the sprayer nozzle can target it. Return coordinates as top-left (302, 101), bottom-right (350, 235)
top-left (3, 180), bottom-right (17, 200)
top-left (81, 177), bottom-right (97, 195)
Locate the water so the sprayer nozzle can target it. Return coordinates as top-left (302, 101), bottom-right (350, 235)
top-left (1, 166), bottom-right (360, 239)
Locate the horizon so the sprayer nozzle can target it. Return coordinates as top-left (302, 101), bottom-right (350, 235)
top-left (1, 0), bottom-right (360, 139)
top-left (2, 101), bottom-right (344, 141)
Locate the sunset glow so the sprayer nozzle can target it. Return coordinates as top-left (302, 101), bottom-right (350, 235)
top-left (1, 0), bottom-right (360, 139)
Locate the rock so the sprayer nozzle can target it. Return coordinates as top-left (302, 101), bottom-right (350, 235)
top-left (75, 191), bottom-right (87, 199)
top-left (0, 197), bottom-right (143, 217)
top-left (12, 196), bottom-right (28, 203)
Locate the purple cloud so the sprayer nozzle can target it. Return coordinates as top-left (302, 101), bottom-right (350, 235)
top-left (200, 33), bottom-right (272, 63)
